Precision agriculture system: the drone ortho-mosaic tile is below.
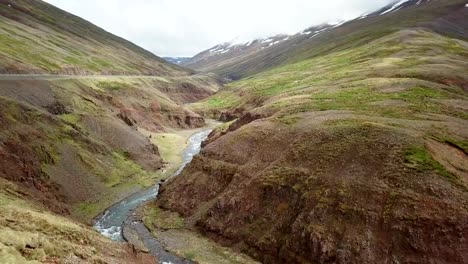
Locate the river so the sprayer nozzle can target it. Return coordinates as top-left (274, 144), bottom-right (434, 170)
top-left (93, 129), bottom-right (213, 263)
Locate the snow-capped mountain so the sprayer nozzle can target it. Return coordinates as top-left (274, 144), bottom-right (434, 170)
top-left (182, 0), bottom-right (468, 79)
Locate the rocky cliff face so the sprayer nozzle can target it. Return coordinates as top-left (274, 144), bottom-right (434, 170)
top-left (158, 116), bottom-right (468, 263)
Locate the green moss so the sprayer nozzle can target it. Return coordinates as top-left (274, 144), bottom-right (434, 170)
top-left (91, 57), bottom-right (113, 68)
top-left (107, 152), bottom-right (148, 188)
top-left (63, 56), bottom-right (82, 65)
top-left (269, 85), bottom-right (455, 119)
top-left (69, 96), bottom-right (102, 114)
top-left (59, 113), bottom-right (81, 125)
top-left (184, 251), bottom-right (197, 261)
top-left (143, 207), bottom-right (184, 230)
top-left (0, 34), bottom-right (60, 71)
top-left (404, 146), bottom-right (457, 181)
top-left (203, 93), bottom-right (240, 109)
top-left (445, 39), bottom-right (467, 56)
top-left (96, 81), bottom-right (131, 91)
top-left (75, 202), bottom-right (100, 219)
top-left (33, 145), bottom-right (57, 165)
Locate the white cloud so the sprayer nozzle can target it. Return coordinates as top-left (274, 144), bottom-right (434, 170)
top-left (44, 0), bottom-right (395, 57)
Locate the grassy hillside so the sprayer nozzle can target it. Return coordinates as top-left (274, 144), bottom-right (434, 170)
top-left (0, 74), bottom-right (221, 222)
top-left (0, 1), bottom-right (224, 262)
top-left (0, 0), bottom-right (222, 221)
top-left (186, 0), bottom-right (468, 80)
top-left (0, 0), bottom-right (189, 75)
top-left (158, 21), bottom-right (468, 264)
top-left (0, 177), bottom-right (156, 263)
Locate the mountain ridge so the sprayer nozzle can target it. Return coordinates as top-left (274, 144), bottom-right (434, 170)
top-left (182, 0), bottom-right (468, 80)
top-left (0, 0), bottom-right (191, 75)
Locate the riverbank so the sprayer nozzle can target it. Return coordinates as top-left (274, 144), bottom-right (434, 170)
top-left (133, 123), bottom-right (260, 264)
top-left (138, 119), bottom-right (222, 180)
top-left (93, 121), bottom-right (220, 263)
top-left (138, 204), bottom-right (260, 264)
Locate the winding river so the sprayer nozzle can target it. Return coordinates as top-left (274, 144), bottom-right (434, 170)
top-left (94, 129), bottom-right (213, 263)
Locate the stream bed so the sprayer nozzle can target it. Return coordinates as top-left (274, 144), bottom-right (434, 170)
top-left (94, 129), bottom-right (213, 263)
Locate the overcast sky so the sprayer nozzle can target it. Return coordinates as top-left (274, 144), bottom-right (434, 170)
top-left (44, 0), bottom-right (395, 57)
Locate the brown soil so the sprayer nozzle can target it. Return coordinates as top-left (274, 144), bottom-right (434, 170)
top-left (158, 116), bottom-right (468, 264)
top-left (426, 139), bottom-right (468, 185)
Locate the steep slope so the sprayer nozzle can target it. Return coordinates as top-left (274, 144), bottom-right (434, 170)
top-left (156, 6), bottom-right (468, 264)
top-left (0, 1), bottom-right (223, 262)
top-left (0, 0), bottom-right (222, 218)
top-left (184, 0), bottom-right (468, 79)
top-left (0, 177), bottom-right (156, 263)
top-left (0, 74), bottom-right (221, 220)
top-left (184, 34), bottom-right (293, 78)
top-left (0, 0), bottom-right (190, 75)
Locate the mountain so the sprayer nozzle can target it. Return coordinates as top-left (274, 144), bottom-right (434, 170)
top-left (163, 57), bottom-right (192, 65)
top-left (154, 0), bottom-right (468, 263)
top-left (183, 0), bottom-right (468, 80)
top-left (183, 34), bottom-right (293, 78)
top-left (182, 25), bottom-right (335, 79)
top-left (0, 0), bottom-right (222, 262)
top-left (0, 0), bottom-right (190, 75)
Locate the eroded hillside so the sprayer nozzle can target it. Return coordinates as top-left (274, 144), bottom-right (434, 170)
top-left (0, 0), bottom-right (223, 262)
top-left (157, 23), bottom-right (468, 264)
top-left (0, 75), bottom-right (221, 221)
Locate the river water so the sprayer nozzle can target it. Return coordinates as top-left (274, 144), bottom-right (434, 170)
top-left (93, 129), bottom-right (213, 261)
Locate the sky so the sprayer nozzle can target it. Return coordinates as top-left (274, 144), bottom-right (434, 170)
top-left (44, 0), bottom-right (396, 57)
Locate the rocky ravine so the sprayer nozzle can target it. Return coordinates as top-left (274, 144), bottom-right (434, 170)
top-left (157, 113), bottom-right (468, 264)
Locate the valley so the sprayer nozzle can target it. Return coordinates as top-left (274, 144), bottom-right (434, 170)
top-left (0, 0), bottom-right (467, 263)
top-left (155, 0), bottom-right (468, 263)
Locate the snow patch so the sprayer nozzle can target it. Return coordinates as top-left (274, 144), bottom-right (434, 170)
top-left (209, 46), bottom-right (219, 52)
top-left (309, 33), bottom-right (321, 39)
top-left (357, 13), bottom-right (369, 20)
top-left (330, 20), bottom-right (346, 28)
top-left (380, 0), bottom-right (410, 15)
top-left (269, 41), bottom-right (280, 47)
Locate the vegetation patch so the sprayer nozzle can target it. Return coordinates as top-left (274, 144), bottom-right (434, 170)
top-left (152, 133), bottom-right (186, 168)
top-left (404, 146), bottom-right (457, 182)
top-left (143, 206), bottom-right (185, 230)
top-left (96, 81), bottom-right (131, 91)
top-left (59, 113), bottom-right (81, 126)
top-left (107, 151), bottom-right (149, 188)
